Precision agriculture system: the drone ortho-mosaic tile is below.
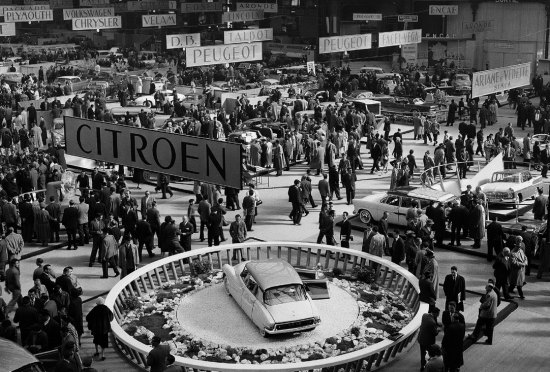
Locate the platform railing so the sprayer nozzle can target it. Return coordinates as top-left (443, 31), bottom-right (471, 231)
top-left (105, 243), bottom-right (428, 372)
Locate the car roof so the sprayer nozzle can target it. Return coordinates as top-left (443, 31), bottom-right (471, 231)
top-left (246, 259), bottom-right (302, 290)
top-left (389, 186), bottom-right (455, 201)
top-left (493, 169), bottom-right (525, 174)
top-left (0, 337), bottom-right (41, 372)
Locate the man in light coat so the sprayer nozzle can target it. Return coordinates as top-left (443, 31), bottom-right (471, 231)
top-left (100, 228), bottom-right (120, 279)
top-left (467, 282), bottom-right (498, 345)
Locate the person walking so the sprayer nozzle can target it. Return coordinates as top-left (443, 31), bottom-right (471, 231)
top-left (288, 179), bottom-right (303, 226)
top-left (101, 228), bottom-right (120, 279)
top-left (179, 215), bottom-right (193, 252)
top-left (339, 212), bottom-right (352, 248)
top-left (146, 336), bottom-right (170, 372)
top-left (136, 217), bottom-right (154, 260)
top-left (85, 297), bottom-right (113, 361)
top-left (441, 312), bottom-right (465, 372)
top-left (229, 215), bottom-right (247, 261)
top-left (467, 282), bottom-right (498, 345)
top-left (318, 173), bottom-right (330, 207)
top-left (118, 231), bottom-right (139, 278)
top-left (509, 236), bottom-right (528, 299)
top-left (493, 247), bottom-right (512, 300)
top-left (5, 258), bottom-right (21, 313)
top-left (242, 190), bottom-right (256, 232)
top-left (341, 168), bottom-right (357, 206)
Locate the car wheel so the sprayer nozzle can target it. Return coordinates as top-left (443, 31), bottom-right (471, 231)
top-left (359, 210), bottom-right (373, 224)
top-left (224, 277), bottom-right (231, 296)
top-left (144, 100), bottom-right (152, 107)
top-left (259, 328), bottom-right (268, 338)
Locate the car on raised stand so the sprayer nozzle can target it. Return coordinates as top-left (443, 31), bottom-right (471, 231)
top-left (180, 93), bottom-right (205, 109)
top-left (133, 90), bottom-right (185, 107)
top-left (53, 76), bottom-right (91, 93)
top-left (481, 170), bottom-right (542, 207)
top-left (241, 118), bottom-right (288, 139)
top-left (353, 186), bottom-right (458, 225)
top-left (344, 90), bottom-right (374, 100)
top-left (223, 259), bottom-right (321, 337)
top-left (376, 96), bottom-right (447, 123)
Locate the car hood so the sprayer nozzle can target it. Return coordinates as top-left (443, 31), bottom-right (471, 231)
top-left (266, 300), bottom-right (317, 324)
top-left (481, 183), bottom-right (519, 193)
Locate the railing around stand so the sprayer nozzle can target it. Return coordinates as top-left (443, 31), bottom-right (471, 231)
top-left (105, 243), bottom-right (428, 372)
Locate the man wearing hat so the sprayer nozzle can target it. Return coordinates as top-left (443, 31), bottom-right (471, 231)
top-left (532, 187), bottom-right (547, 220)
top-left (467, 280), bottom-right (498, 345)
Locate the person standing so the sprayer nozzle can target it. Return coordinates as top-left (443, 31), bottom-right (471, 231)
top-left (136, 217), bottom-right (154, 260)
top-left (288, 179), bottom-right (303, 226)
top-left (470, 198), bottom-right (485, 249)
top-left (85, 297), bottom-right (113, 361)
top-left (467, 282), bottom-right (498, 345)
top-left (486, 215), bottom-right (505, 261)
top-left (88, 214), bottom-right (105, 266)
top-left (417, 305), bottom-right (440, 370)
top-left (493, 247), bottom-right (512, 300)
top-left (140, 190), bottom-right (155, 219)
top-left (328, 165), bottom-right (341, 201)
top-left (118, 231), bottom-right (139, 278)
top-left (442, 266), bottom-right (466, 311)
top-left (423, 249), bottom-right (439, 299)
top-left (391, 230), bottom-right (405, 265)
top-left (318, 173), bottom-right (330, 207)
top-left (146, 336), bottom-right (170, 372)
top-left (532, 187), bottom-right (547, 220)
top-left (341, 168), bottom-right (357, 206)
top-left (76, 196), bottom-right (90, 246)
top-left (230, 215), bottom-right (247, 261)
top-left (5, 258), bottom-right (21, 313)
top-left (179, 215), bottom-right (193, 252)
top-left (339, 212), bottom-right (352, 248)
top-left (207, 209), bottom-right (222, 247)
top-left (146, 200), bottom-right (161, 246)
top-left (441, 313), bottom-right (465, 372)
top-left (378, 211), bottom-right (389, 255)
top-left (242, 190), bottom-right (256, 232)
top-left (197, 198), bottom-right (211, 242)
top-left (62, 200), bottom-right (79, 250)
top-left (509, 236), bottom-right (528, 299)
top-left (101, 228), bottom-right (120, 279)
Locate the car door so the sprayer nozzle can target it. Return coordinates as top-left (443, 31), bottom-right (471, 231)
top-left (399, 196), bottom-right (415, 225)
top-left (381, 195), bottom-right (401, 225)
top-left (241, 277), bottom-right (258, 317)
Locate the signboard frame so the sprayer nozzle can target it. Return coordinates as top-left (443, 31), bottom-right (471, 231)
top-left (428, 5), bottom-right (459, 16)
top-left (186, 42), bottom-right (263, 67)
top-left (0, 22), bottom-right (16, 36)
top-left (63, 7), bottom-right (114, 20)
top-left (398, 15), bottom-right (418, 22)
top-left (181, 2), bottom-right (222, 13)
top-left (318, 34), bottom-right (372, 54)
top-left (166, 33), bottom-right (201, 49)
top-left (142, 14), bottom-right (177, 28)
top-left (64, 117), bottom-right (243, 189)
top-left (462, 20), bottom-right (495, 33)
top-left (378, 29), bottom-right (422, 48)
top-left (4, 9), bottom-right (54, 22)
top-left (224, 28), bottom-right (273, 44)
top-left (352, 13), bottom-right (382, 21)
top-left (236, 2), bottom-right (277, 13)
top-left (471, 62), bottom-right (531, 98)
top-left (221, 10), bottom-right (264, 23)
top-left (72, 16), bottom-right (122, 31)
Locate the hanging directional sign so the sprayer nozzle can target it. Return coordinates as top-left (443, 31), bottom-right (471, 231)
top-left (4, 9), bottom-right (54, 22)
top-left (352, 13), bottom-right (382, 21)
top-left (319, 34), bottom-right (372, 54)
top-left (379, 29), bottom-right (422, 48)
top-left (166, 33), bottom-right (201, 49)
top-left (398, 15), bottom-right (418, 22)
top-left (80, 0), bottom-right (110, 6)
top-left (224, 28), bottom-right (273, 44)
top-left (186, 42), bottom-right (263, 67)
top-left (236, 2), bottom-right (277, 13)
top-left (72, 16), bottom-right (122, 30)
top-left (142, 14), bottom-right (177, 28)
top-left (0, 5), bottom-right (50, 17)
top-left (63, 8), bottom-right (114, 20)
top-left (181, 2), bottom-right (222, 13)
top-left (429, 5), bottom-right (459, 16)
top-left (221, 10), bottom-right (264, 23)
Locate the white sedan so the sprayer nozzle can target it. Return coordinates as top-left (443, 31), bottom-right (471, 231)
top-left (133, 90), bottom-right (185, 107)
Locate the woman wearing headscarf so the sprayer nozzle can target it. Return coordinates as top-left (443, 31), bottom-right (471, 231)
top-left (85, 297), bottom-right (113, 361)
top-left (509, 236), bottom-right (528, 299)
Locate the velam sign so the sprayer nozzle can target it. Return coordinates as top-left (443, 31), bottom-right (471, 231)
top-left (186, 42), bottom-right (262, 67)
top-left (72, 16), bottom-right (122, 30)
top-left (472, 62), bottom-right (531, 98)
top-left (429, 5), bottom-right (459, 16)
top-left (5, 10), bottom-right (53, 22)
top-left (222, 10), bottom-right (264, 23)
top-left (319, 34), bottom-right (372, 54)
top-left (0, 23), bottom-right (16, 37)
top-left (236, 2), bottom-right (277, 13)
top-left (224, 28), bottom-right (273, 44)
top-left (166, 33), bottom-right (201, 49)
top-left (142, 14), bottom-right (176, 28)
top-left (378, 29), bottom-right (422, 48)
top-left (63, 7), bottom-right (114, 20)
top-left (64, 117), bottom-right (243, 189)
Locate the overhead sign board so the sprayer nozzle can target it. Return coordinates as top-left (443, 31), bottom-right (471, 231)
top-left (126, 0), bottom-right (177, 12)
top-left (79, 0), bottom-right (110, 6)
top-left (166, 33), bottom-right (201, 49)
top-left (472, 62), bottom-right (531, 98)
top-left (72, 16), bottom-right (122, 30)
top-left (5, 9), bottom-right (53, 22)
top-left (378, 29), bottom-right (422, 48)
top-left (63, 7), bottom-right (114, 20)
top-left (0, 22), bottom-right (16, 36)
top-left (49, 0), bottom-right (73, 8)
top-left (142, 14), bottom-right (176, 28)
top-left (181, 2), bottom-right (222, 13)
top-left (352, 13), bottom-right (382, 21)
top-left (64, 117), bottom-right (243, 189)
top-left (429, 5), bottom-right (459, 16)
top-left (398, 15), bottom-right (418, 22)
top-left (0, 5), bottom-right (50, 17)
top-left (401, 43), bottom-right (418, 64)
top-left (186, 42), bottom-right (262, 67)
top-left (236, 2), bottom-right (277, 13)
top-left (221, 10), bottom-right (264, 23)
top-left (462, 20), bottom-right (495, 33)
top-left (318, 34), bottom-right (372, 54)
top-left (224, 28), bottom-right (273, 44)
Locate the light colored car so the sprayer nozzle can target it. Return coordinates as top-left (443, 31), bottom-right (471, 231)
top-left (180, 93), bottom-right (205, 108)
top-left (481, 170), bottom-right (543, 206)
top-left (133, 90), bottom-right (185, 107)
top-left (452, 73), bottom-right (472, 91)
top-left (345, 90), bottom-right (374, 100)
top-left (1, 337), bottom-right (49, 372)
top-left (53, 76), bottom-right (91, 92)
top-left (223, 259), bottom-right (321, 337)
top-left (353, 186), bottom-right (457, 225)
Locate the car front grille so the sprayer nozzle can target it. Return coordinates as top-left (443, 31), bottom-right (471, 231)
top-left (274, 318), bottom-right (316, 331)
top-left (486, 191), bottom-right (512, 199)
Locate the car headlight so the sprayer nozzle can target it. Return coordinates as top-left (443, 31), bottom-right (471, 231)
top-left (265, 323), bottom-right (275, 331)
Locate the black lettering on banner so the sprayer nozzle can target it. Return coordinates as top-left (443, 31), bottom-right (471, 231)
top-left (181, 142), bottom-right (199, 174)
top-left (206, 145), bottom-right (226, 179)
top-left (77, 125), bottom-right (92, 154)
top-left (105, 128), bottom-right (122, 158)
top-left (130, 133), bottom-right (150, 165)
top-left (95, 127), bottom-right (102, 155)
top-left (152, 138), bottom-right (176, 169)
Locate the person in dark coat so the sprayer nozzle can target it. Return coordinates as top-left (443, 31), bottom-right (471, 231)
top-left (62, 200), bottom-right (79, 249)
top-left (391, 230), bottom-right (405, 264)
top-left (13, 296), bottom-right (40, 346)
top-left (532, 187), bottom-right (547, 220)
top-left (339, 212), bottom-right (352, 248)
top-left (417, 305), bottom-right (440, 370)
top-left (179, 215), bottom-right (193, 252)
top-left (207, 210), bottom-right (222, 247)
top-left (486, 215), bottom-right (505, 261)
top-left (41, 309), bottom-right (62, 350)
top-left (419, 271), bottom-right (437, 305)
top-left (449, 202), bottom-right (468, 246)
top-left (135, 217), bottom-right (154, 260)
top-left (442, 266), bottom-right (466, 311)
top-left (442, 312), bottom-right (465, 371)
top-left (288, 179), bottom-right (303, 226)
top-left (341, 169), bottom-right (357, 205)
top-left (85, 297), bottom-right (113, 361)
top-left (493, 247), bottom-right (512, 300)
top-left (432, 202), bottom-right (446, 248)
top-left (68, 288), bottom-right (84, 343)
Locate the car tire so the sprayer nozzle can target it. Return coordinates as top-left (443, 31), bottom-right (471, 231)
top-left (224, 277), bottom-right (231, 296)
top-left (259, 328), bottom-right (269, 338)
top-left (144, 100), bottom-right (152, 107)
top-left (359, 210), bottom-right (373, 224)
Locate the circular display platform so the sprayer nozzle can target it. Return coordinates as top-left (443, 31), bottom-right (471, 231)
top-left (176, 282), bottom-right (359, 349)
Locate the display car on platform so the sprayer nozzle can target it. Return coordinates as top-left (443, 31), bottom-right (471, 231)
top-left (353, 186), bottom-right (457, 225)
top-left (481, 170), bottom-right (542, 206)
top-left (53, 76), bottom-right (91, 92)
top-left (223, 259), bottom-right (321, 337)
top-left (133, 90), bottom-right (185, 107)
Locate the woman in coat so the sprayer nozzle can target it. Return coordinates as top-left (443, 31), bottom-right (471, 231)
top-left (423, 249), bottom-right (440, 299)
top-left (509, 236), bottom-right (528, 299)
top-left (273, 140), bottom-right (285, 176)
top-left (85, 297), bottom-right (113, 361)
top-left (35, 202), bottom-right (52, 246)
top-left (470, 199), bottom-right (486, 248)
top-left (31, 123), bottom-right (43, 150)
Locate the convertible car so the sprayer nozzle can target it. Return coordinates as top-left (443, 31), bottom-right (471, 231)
top-left (223, 259), bottom-right (321, 337)
top-left (481, 170), bottom-right (542, 206)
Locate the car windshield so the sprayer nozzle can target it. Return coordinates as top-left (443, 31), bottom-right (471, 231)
top-left (492, 173), bottom-right (520, 183)
top-left (264, 284), bottom-right (307, 306)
